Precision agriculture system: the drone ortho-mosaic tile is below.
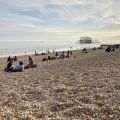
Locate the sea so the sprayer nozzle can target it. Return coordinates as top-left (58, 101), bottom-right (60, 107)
top-left (0, 40), bottom-right (101, 58)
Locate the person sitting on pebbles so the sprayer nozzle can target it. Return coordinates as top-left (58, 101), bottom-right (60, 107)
top-left (59, 51), bottom-right (66, 59)
top-left (13, 61), bottom-right (24, 72)
top-left (4, 59), bottom-right (14, 72)
top-left (105, 46), bottom-right (111, 52)
top-left (7, 56), bottom-right (12, 62)
top-left (66, 51), bottom-right (71, 58)
top-left (82, 48), bottom-right (88, 53)
top-left (27, 56), bottom-right (37, 68)
top-left (4, 60), bottom-right (24, 72)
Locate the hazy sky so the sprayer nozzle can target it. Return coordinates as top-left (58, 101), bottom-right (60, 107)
top-left (0, 0), bottom-right (120, 43)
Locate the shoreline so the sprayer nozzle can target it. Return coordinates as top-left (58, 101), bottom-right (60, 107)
top-left (0, 42), bottom-right (101, 58)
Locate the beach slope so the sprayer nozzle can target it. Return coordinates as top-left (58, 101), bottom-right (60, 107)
top-left (0, 49), bottom-right (120, 119)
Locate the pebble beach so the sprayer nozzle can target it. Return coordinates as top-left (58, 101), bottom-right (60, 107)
top-left (0, 48), bottom-right (120, 120)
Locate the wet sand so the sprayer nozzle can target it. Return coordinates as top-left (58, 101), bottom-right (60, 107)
top-left (0, 48), bottom-right (120, 120)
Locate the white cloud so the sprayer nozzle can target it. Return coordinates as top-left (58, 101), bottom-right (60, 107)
top-left (0, 0), bottom-right (120, 42)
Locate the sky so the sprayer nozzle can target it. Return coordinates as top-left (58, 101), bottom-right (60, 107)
top-left (0, 0), bottom-right (120, 43)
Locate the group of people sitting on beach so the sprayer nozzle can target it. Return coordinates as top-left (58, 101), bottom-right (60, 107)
top-left (105, 45), bottom-right (119, 52)
top-left (82, 46), bottom-right (104, 53)
top-left (7, 56), bottom-right (17, 62)
top-left (82, 45), bottom-right (119, 53)
top-left (56, 51), bottom-right (72, 59)
top-left (4, 56), bottom-right (37, 72)
top-left (42, 51), bottom-right (72, 61)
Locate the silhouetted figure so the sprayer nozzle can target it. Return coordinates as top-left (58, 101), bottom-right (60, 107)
top-left (105, 46), bottom-right (111, 52)
top-left (83, 48), bottom-right (88, 53)
top-left (7, 56), bottom-right (12, 62)
top-left (53, 49), bottom-right (55, 53)
top-left (83, 48), bottom-right (85, 51)
top-left (42, 58), bottom-right (48, 61)
top-left (115, 44), bottom-right (119, 49)
top-left (5, 60), bottom-right (14, 72)
top-left (35, 50), bottom-right (37, 55)
top-left (55, 52), bottom-right (59, 58)
top-left (47, 49), bottom-right (50, 53)
top-left (93, 47), bottom-right (96, 50)
top-left (13, 56), bottom-right (17, 61)
top-left (66, 51), bottom-right (70, 58)
top-left (41, 52), bottom-right (46, 55)
top-left (48, 56), bottom-right (51, 60)
top-left (35, 50), bottom-right (39, 55)
top-left (48, 56), bottom-right (56, 60)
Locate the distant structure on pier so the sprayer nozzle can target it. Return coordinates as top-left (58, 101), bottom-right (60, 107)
top-left (79, 36), bottom-right (92, 44)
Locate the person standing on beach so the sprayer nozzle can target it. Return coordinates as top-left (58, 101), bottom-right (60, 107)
top-left (55, 52), bottom-right (59, 58)
top-left (35, 50), bottom-right (39, 55)
top-left (35, 50), bottom-right (37, 55)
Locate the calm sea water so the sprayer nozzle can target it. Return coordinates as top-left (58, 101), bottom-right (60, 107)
top-left (0, 41), bottom-right (101, 57)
